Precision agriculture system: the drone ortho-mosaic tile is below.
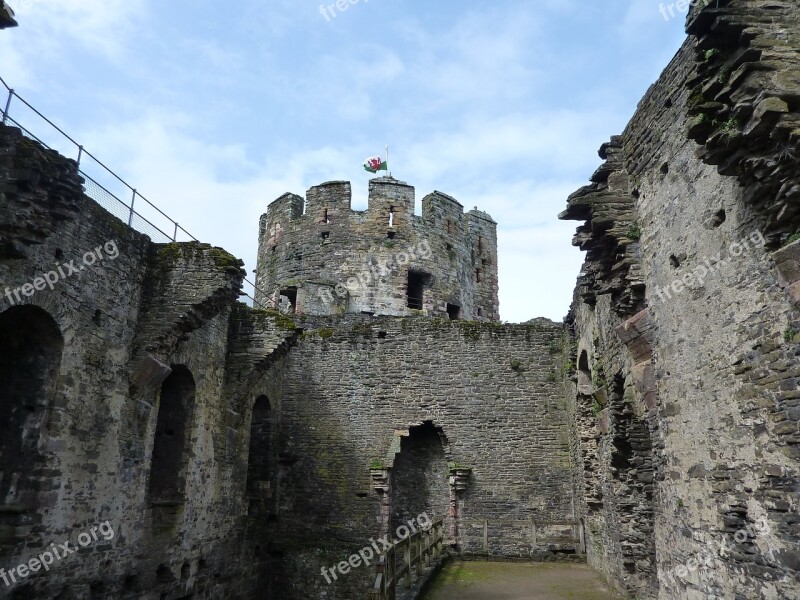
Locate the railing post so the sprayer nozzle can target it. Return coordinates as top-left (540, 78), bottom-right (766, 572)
top-left (76, 145), bottom-right (83, 168)
top-left (173, 221), bottom-right (178, 242)
top-left (416, 534), bottom-right (422, 578)
top-left (1, 88), bottom-right (12, 125)
top-left (404, 538), bottom-right (411, 589)
top-left (129, 189), bottom-right (137, 227)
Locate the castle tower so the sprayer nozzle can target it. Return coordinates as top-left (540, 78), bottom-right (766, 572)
top-left (254, 177), bottom-right (500, 320)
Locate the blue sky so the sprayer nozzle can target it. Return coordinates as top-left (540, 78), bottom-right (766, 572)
top-left (0, 0), bottom-right (688, 322)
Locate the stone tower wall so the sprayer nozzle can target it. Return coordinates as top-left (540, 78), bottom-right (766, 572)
top-left (254, 177), bottom-right (500, 321)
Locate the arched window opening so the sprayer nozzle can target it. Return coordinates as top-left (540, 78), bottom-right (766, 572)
top-left (148, 365), bottom-right (195, 504)
top-left (246, 395), bottom-right (272, 513)
top-left (578, 350), bottom-right (591, 393)
top-left (0, 306), bottom-right (63, 512)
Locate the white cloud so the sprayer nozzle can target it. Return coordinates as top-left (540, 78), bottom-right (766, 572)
top-left (0, 0), bottom-right (146, 90)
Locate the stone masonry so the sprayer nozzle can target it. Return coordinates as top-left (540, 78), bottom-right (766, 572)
top-left (254, 178), bottom-right (499, 321)
top-left (560, 2), bottom-right (800, 598)
top-left (1, 1), bottom-right (800, 598)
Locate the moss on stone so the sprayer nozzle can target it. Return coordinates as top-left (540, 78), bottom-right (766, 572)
top-left (159, 243), bottom-right (182, 262)
top-left (208, 247), bottom-right (242, 269)
top-left (12, 136), bottom-right (40, 168)
top-left (250, 308), bottom-right (297, 330)
top-left (783, 233), bottom-right (800, 247)
top-left (317, 328), bottom-right (335, 339)
top-left (626, 224), bottom-right (641, 241)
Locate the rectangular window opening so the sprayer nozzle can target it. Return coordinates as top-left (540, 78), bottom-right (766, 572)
top-left (407, 271), bottom-right (429, 310)
top-left (388, 231), bottom-right (396, 239)
top-left (446, 303), bottom-right (461, 321)
top-left (320, 231), bottom-right (330, 240)
top-left (323, 208), bottom-right (330, 224)
top-left (388, 206), bottom-right (395, 228)
top-left (476, 268), bottom-right (482, 283)
top-left (280, 287), bottom-right (298, 314)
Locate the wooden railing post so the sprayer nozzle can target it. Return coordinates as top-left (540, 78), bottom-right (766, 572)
top-left (483, 519), bottom-right (489, 554)
top-left (387, 545), bottom-right (395, 600)
top-left (404, 537), bottom-right (412, 588)
top-left (371, 517), bottom-right (445, 599)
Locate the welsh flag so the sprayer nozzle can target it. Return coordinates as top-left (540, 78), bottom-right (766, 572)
top-left (363, 156), bottom-right (388, 173)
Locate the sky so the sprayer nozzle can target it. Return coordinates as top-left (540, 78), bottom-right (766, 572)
top-left (0, 0), bottom-right (689, 322)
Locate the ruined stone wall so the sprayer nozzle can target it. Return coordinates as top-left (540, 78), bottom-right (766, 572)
top-left (256, 315), bottom-right (577, 599)
top-left (254, 178), bottom-right (500, 321)
top-left (561, 2), bottom-right (800, 598)
top-left (0, 123), bottom-right (287, 600)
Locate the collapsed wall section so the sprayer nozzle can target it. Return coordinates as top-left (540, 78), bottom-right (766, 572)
top-left (561, 2), bottom-right (800, 598)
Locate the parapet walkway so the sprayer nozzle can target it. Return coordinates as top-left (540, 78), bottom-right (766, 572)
top-left (419, 561), bottom-right (625, 600)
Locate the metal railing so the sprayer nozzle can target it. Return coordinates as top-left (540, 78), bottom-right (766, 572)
top-left (0, 75), bottom-right (276, 309)
top-left (371, 518), bottom-right (445, 600)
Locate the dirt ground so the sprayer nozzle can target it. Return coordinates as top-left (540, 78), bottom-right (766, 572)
top-left (419, 561), bottom-right (626, 600)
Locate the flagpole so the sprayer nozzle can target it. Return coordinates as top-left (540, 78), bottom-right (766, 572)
top-left (386, 144), bottom-right (391, 178)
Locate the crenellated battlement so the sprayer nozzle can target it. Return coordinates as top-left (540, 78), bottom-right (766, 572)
top-left (255, 177), bottom-right (500, 320)
top-left (263, 177), bottom-right (482, 237)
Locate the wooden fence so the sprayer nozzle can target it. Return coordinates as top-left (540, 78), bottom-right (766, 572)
top-left (459, 518), bottom-right (580, 556)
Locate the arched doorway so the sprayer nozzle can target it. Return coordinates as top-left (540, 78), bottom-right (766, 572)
top-left (578, 349), bottom-right (592, 393)
top-left (390, 422), bottom-right (449, 538)
top-left (0, 305), bottom-right (63, 507)
top-left (0, 305), bottom-right (63, 553)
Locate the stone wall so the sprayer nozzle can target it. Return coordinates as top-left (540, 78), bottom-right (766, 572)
top-left (0, 123), bottom-right (289, 600)
top-left (255, 315), bottom-right (578, 599)
top-left (253, 178), bottom-right (500, 321)
top-left (560, 1), bottom-right (800, 598)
